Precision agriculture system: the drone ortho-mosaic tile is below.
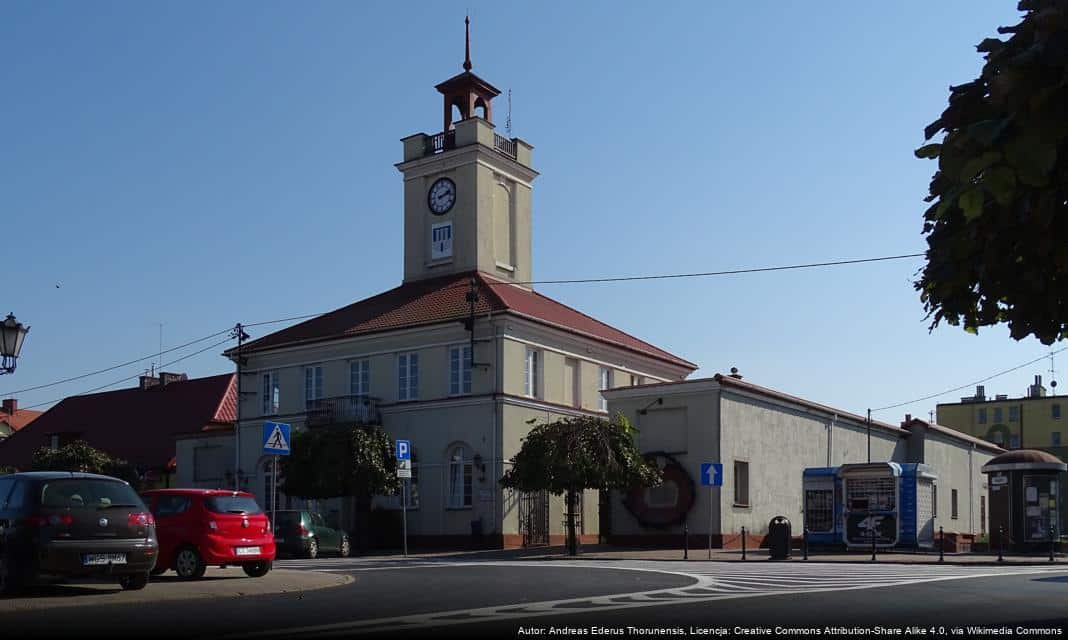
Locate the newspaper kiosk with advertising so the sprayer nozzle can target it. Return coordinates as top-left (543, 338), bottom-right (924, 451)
top-left (837, 462), bottom-right (937, 549)
top-left (802, 467), bottom-right (842, 546)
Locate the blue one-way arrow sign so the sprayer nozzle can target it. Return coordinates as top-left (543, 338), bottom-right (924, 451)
top-left (700, 463), bottom-right (723, 487)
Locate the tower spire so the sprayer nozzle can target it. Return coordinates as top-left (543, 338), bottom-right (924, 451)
top-left (463, 15), bottom-right (472, 71)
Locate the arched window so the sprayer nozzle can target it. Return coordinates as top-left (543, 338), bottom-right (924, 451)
top-left (447, 444), bottom-right (472, 508)
top-left (474, 98), bottom-right (488, 120)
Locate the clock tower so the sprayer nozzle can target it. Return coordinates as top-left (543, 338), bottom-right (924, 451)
top-left (396, 18), bottom-right (538, 286)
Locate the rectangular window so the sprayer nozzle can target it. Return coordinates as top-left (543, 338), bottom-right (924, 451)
top-left (449, 345), bottom-right (472, 395)
top-left (1053, 432), bottom-right (1062, 447)
top-left (1011, 434), bottom-right (1021, 449)
top-left (630, 374), bottom-right (642, 386)
top-left (398, 352), bottom-right (419, 401)
top-left (350, 359), bottom-right (370, 396)
top-left (1054, 404), bottom-right (1062, 420)
top-left (1009, 406), bottom-right (1019, 422)
top-left (431, 221), bottom-right (453, 260)
top-left (978, 408), bottom-right (987, 424)
top-left (599, 367), bottom-right (612, 411)
top-left (262, 372), bottom-right (279, 416)
top-left (993, 407), bottom-right (1004, 423)
top-left (524, 348), bottom-right (540, 398)
top-left (733, 460), bottom-right (750, 507)
top-left (304, 366), bottom-right (323, 409)
top-left (448, 447), bottom-right (472, 508)
top-left (951, 488), bottom-right (959, 519)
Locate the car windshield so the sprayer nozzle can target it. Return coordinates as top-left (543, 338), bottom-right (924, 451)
top-left (204, 495), bottom-right (262, 515)
top-left (40, 479), bottom-right (143, 510)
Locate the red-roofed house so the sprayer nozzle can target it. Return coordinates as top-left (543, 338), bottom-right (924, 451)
top-left (0, 373), bottom-right (235, 488)
top-left (0, 399), bottom-right (42, 441)
top-left (179, 41), bottom-right (696, 549)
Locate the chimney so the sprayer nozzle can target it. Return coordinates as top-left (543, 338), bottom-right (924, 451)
top-left (1029, 375), bottom-right (1046, 398)
top-left (139, 375), bottom-right (160, 391)
top-left (976, 385), bottom-right (986, 401)
top-left (905, 413), bottom-right (912, 424)
top-left (729, 367), bottom-right (743, 380)
top-left (159, 372), bottom-right (188, 387)
top-left (1, 398), bottom-right (16, 414)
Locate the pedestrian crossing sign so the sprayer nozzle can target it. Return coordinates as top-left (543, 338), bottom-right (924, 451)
top-left (263, 421), bottom-right (291, 456)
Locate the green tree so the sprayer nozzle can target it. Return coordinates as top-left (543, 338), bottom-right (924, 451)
top-left (500, 414), bottom-right (661, 556)
top-left (915, 0), bottom-right (1068, 345)
top-left (31, 441), bottom-right (141, 488)
top-left (280, 425), bottom-right (400, 501)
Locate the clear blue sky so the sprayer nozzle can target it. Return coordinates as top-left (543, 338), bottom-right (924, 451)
top-left (3, 1), bottom-right (1058, 424)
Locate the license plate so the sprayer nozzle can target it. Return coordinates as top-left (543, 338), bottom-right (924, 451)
top-left (235, 546), bottom-right (260, 556)
top-left (83, 553), bottom-right (127, 566)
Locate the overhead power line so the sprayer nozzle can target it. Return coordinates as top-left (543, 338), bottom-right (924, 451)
top-left (872, 345), bottom-right (1068, 413)
top-left (22, 336), bottom-right (235, 411)
top-left (1, 327), bottom-right (233, 396)
top-left (5, 251), bottom-right (924, 403)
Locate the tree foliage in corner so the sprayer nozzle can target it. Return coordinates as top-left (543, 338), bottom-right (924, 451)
top-left (280, 425), bottom-right (400, 501)
top-left (31, 441), bottom-right (140, 488)
top-left (915, 0), bottom-right (1068, 345)
top-left (500, 414), bottom-right (661, 555)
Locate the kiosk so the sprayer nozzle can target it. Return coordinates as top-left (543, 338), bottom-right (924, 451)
top-left (836, 462), bottom-right (936, 549)
top-left (802, 467), bottom-right (842, 545)
top-left (983, 449), bottom-right (1066, 553)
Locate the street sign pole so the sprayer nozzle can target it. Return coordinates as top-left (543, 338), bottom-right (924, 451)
top-left (708, 484), bottom-right (713, 559)
top-left (402, 478), bottom-right (408, 558)
top-left (271, 454), bottom-right (278, 539)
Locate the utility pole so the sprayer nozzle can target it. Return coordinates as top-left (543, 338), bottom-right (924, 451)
top-left (231, 323), bottom-right (250, 490)
top-left (866, 409), bottom-right (872, 463)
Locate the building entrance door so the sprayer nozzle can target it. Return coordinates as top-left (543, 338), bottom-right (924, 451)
top-left (519, 490), bottom-right (549, 547)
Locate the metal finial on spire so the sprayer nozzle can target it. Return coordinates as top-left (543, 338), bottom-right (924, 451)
top-left (463, 15), bottom-right (472, 71)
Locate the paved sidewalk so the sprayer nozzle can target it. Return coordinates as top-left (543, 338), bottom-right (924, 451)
top-left (0, 567), bottom-right (352, 612)
top-left (346, 544), bottom-right (1068, 566)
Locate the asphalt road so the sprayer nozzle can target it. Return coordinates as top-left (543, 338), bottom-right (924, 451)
top-left (3, 559), bottom-right (1067, 639)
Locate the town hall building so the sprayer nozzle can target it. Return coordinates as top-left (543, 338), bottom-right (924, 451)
top-left (175, 23), bottom-right (696, 548)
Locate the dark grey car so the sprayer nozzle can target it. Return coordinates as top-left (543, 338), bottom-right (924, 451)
top-left (0, 472), bottom-right (159, 595)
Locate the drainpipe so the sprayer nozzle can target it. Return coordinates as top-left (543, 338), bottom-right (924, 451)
top-left (828, 414), bottom-right (837, 467)
top-left (969, 443), bottom-right (975, 534)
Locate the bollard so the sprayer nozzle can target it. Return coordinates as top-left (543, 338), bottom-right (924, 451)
top-left (939, 526), bottom-right (944, 563)
top-left (870, 518), bottom-right (876, 562)
top-left (684, 523), bottom-right (689, 561)
top-left (1051, 524), bottom-right (1056, 563)
top-left (741, 526), bottom-right (747, 561)
top-left (998, 525), bottom-right (1005, 563)
top-left (803, 528), bottom-right (809, 561)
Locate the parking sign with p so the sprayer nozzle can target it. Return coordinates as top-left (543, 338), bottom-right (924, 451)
top-left (396, 439), bottom-right (410, 461)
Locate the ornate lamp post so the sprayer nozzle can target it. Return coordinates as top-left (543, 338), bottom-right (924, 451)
top-left (0, 313), bottom-right (30, 375)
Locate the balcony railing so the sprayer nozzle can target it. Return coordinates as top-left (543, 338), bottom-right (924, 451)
top-left (306, 394), bottom-right (381, 427)
top-left (425, 130), bottom-right (456, 156)
top-left (493, 133), bottom-right (516, 159)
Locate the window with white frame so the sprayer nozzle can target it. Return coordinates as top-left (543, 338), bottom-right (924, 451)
top-left (350, 359), bottom-right (370, 396)
top-left (630, 374), bottom-right (642, 386)
top-left (599, 367), bottom-right (612, 411)
top-left (397, 352), bottom-right (419, 401)
top-left (262, 371), bottom-right (280, 416)
top-left (524, 348), bottom-right (540, 398)
top-left (449, 345), bottom-right (472, 395)
top-left (431, 221), bottom-right (453, 260)
top-left (447, 445), bottom-right (472, 508)
top-left (304, 366), bottom-right (324, 409)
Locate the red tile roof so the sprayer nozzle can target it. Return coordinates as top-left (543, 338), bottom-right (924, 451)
top-left (0, 373), bottom-right (235, 472)
top-left (229, 271), bottom-right (696, 369)
top-left (0, 407), bottom-right (43, 432)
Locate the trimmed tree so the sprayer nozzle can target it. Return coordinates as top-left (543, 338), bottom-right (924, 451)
top-left (500, 414), bottom-right (661, 556)
top-left (915, 0), bottom-right (1068, 345)
top-left (31, 441), bottom-right (140, 488)
top-left (280, 425), bottom-right (400, 551)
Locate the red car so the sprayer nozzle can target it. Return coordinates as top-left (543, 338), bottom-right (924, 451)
top-left (140, 489), bottom-right (275, 579)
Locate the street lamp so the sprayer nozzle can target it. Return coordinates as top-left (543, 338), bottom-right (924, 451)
top-left (0, 313), bottom-right (29, 375)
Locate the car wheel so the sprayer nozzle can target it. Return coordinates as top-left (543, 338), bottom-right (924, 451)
top-left (242, 560), bottom-right (272, 578)
top-left (0, 548), bottom-right (23, 596)
top-left (174, 547), bottom-right (207, 580)
top-left (304, 537), bottom-right (318, 559)
top-left (339, 536), bottom-right (350, 558)
top-left (119, 572), bottom-right (149, 591)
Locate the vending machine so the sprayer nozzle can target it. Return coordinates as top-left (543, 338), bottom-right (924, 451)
top-left (802, 467), bottom-right (842, 545)
top-left (838, 462), bottom-right (937, 549)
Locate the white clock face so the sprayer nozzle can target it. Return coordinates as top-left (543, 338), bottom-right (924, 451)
top-left (428, 178), bottom-right (456, 215)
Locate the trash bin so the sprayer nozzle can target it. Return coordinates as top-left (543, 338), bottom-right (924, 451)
top-left (768, 516), bottom-right (792, 560)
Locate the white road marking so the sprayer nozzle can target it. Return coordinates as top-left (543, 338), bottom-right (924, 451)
top-left (236, 560), bottom-right (1068, 638)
